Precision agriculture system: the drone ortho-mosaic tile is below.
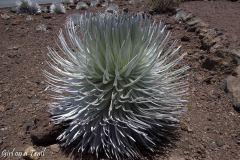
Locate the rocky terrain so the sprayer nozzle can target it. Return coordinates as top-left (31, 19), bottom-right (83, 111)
top-left (0, 0), bottom-right (239, 160)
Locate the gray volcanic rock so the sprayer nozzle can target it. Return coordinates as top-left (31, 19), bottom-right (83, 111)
top-left (226, 66), bottom-right (240, 112)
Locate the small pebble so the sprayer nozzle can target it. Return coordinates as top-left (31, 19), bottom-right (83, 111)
top-left (23, 146), bottom-right (39, 160)
top-left (50, 144), bottom-right (60, 153)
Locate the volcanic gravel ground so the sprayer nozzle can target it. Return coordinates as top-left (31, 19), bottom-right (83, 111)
top-left (181, 0), bottom-right (240, 46)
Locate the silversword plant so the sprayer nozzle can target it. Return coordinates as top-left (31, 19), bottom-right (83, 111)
top-left (50, 3), bottom-right (66, 14)
top-left (45, 13), bottom-right (188, 159)
top-left (62, 0), bottom-right (74, 5)
top-left (16, 0), bottom-right (41, 14)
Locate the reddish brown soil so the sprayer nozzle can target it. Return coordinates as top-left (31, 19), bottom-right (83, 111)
top-left (0, 1), bottom-right (239, 160)
top-left (181, 0), bottom-right (240, 46)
